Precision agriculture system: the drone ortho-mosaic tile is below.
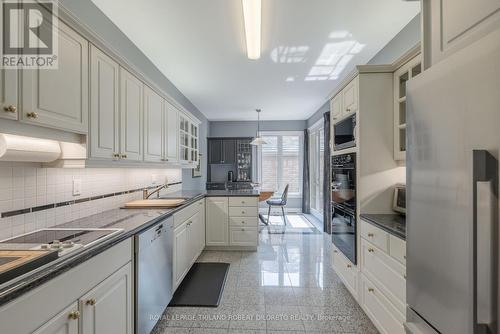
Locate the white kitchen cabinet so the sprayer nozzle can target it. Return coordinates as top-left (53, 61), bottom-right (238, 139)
top-left (174, 221), bottom-right (189, 288)
top-left (229, 227), bottom-right (258, 247)
top-left (89, 45), bottom-right (120, 160)
top-left (80, 263), bottom-right (133, 334)
top-left (120, 68), bottom-right (143, 161)
top-left (165, 102), bottom-right (179, 163)
top-left (422, 0), bottom-right (500, 68)
top-left (331, 246), bottom-right (358, 298)
top-left (178, 112), bottom-right (200, 167)
top-left (0, 69), bottom-right (18, 121)
top-left (342, 76), bottom-right (358, 116)
top-left (21, 19), bottom-right (89, 133)
top-left (205, 197), bottom-right (229, 246)
top-left (393, 55), bottom-right (422, 161)
top-left (33, 302), bottom-right (79, 334)
top-left (330, 94), bottom-right (342, 122)
top-left (143, 85), bottom-right (164, 162)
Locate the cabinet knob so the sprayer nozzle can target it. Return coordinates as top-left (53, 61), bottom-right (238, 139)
top-left (241, 221), bottom-right (245, 224)
top-left (241, 211), bottom-right (245, 214)
top-left (368, 288), bottom-right (375, 293)
top-left (86, 298), bottom-right (97, 306)
top-left (113, 153), bottom-right (120, 158)
top-left (68, 310), bottom-right (80, 320)
top-left (333, 250), bottom-right (338, 253)
top-left (26, 112), bottom-right (38, 119)
top-left (241, 228), bottom-right (245, 231)
top-left (346, 108), bottom-right (351, 112)
top-left (3, 105), bottom-right (16, 113)
top-left (367, 233), bottom-right (374, 237)
top-left (121, 154), bottom-right (127, 159)
top-left (368, 248), bottom-right (374, 253)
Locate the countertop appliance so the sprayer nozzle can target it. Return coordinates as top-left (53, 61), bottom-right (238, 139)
top-left (392, 184), bottom-right (406, 215)
top-left (331, 153), bottom-right (357, 264)
top-left (405, 30), bottom-right (500, 334)
top-left (135, 216), bottom-right (174, 334)
top-left (333, 114), bottom-right (356, 151)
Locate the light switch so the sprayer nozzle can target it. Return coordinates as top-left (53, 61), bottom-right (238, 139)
top-left (73, 178), bottom-right (82, 196)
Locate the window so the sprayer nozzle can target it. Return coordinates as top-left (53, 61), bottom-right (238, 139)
top-left (258, 131), bottom-right (303, 197)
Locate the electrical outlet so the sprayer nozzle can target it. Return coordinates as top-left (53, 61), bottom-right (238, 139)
top-left (73, 179), bottom-right (82, 196)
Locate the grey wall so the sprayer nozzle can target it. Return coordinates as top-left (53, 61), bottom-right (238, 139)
top-left (209, 120), bottom-right (307, 137)
top-left (368, 13), bottom-right (421, 65)
top-left (60, 0), bottom-right (208, 190)
top-left (306, 101), bottom-right (329, 128)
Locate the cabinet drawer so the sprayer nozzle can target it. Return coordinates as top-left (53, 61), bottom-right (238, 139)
top-left (332, 247), bottom-right (358, 297)
top-left (230, 216), bottom-right (258, 227)
top-left (360, 220), bottom-right (389, 252)
top-left (229, 197), bottom-right (258, 207)
top-left (229, 227), bottom-right (258, 246)
top-left (229, 206), bottom-right (256, 217)
top-left (361, 274), bottom-right (405, 334)
top-left (361, 239), bottom-right (406, 313)
top-left (173, 199), bottom-right (204, 228)
top-left (389, 235), bottom-right (406, 265)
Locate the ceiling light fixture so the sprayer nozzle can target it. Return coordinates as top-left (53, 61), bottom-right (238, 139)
top-left (250, 109), bottom-right (267, 146)
top-left (242, 0), bottom-right (261, 60)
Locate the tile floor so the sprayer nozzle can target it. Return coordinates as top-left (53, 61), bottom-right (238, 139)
top-left (152, 223), bottom-right (378, 334)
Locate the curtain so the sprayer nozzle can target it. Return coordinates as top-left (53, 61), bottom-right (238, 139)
top-left (323, 112), bottom-right (332, 234)
top-left (302, 129), bottom-right (310, 213)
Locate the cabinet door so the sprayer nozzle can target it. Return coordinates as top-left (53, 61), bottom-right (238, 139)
top-left (208, 139), bottom-right (223, 164)
top-left (222, 139), bottom-right (236, 164)
top-left (80, 263), bottom-right (133, 334)
top-left (120, 68), bottom-right (143, 161)
top-left (423, 0), bottom-right (500, 67)
top-left (165, 102), bottom-right (179, 162)
top-left (89, 45), bottom-right (120, 160)
top-left (342, 77), bottom-right (358, 116)
top-left (330, 94), bottom-right (342, 122)
top-left (144, 86), bottom-right (164, 162)
top-left (173, 222), bottom-right (189, 288)
top-left (206, 197), bottom-right (229, 246)
top-left (0, 69), bottom-right (18, 120)
top-left (22, 19), bottom-right (89, 133)
top-left (33, 302), bottom-right (79, 334)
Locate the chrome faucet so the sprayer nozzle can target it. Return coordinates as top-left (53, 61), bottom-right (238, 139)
top-left (143, 182), bottom-right (169, 199)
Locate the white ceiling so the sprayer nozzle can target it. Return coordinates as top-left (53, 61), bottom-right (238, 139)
top-left (91, 0), bottom-right (419, 121)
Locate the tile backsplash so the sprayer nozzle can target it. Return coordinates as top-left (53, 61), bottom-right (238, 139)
top-left (0, 162), bottom-right (182, 240)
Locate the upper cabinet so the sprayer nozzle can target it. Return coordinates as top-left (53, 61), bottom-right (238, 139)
top-left (143, 86), bottom-right (164, 163)
top-left (330, 76), bottom-right (359, 124)
top-left (393, 55), bottom-right (422, 161)
top-left (422, 0), bottom-right (500, 68)
top-left (21, 20), bottom-right (89, 133)
top-left (89, 45), bottom-right (120, 160)
top-left (164, 102), bottom-right (179, 163)
top-left (120, 68), bottom-right (144, 162)
top-left (178, 113), bottom-right (199, 166)
top-left (0, 69), bottom-right (18, 121)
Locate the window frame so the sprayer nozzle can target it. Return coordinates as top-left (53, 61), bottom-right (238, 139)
top-left (257, 130), bottom-right (304, 198)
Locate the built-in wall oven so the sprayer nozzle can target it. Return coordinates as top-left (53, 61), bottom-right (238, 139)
top-left (331, 153), bottom-right (357, 264)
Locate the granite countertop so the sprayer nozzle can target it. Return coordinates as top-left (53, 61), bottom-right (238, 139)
top-left (360, 213), bottom-right (406, 240)
top-left (0, 189), bottom-right (259, 306)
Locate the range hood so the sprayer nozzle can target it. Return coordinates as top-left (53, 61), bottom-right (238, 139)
top-left (0, 133), bottom-right (87, 167)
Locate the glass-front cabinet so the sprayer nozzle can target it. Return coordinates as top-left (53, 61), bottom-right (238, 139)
top-left (393, 55), bottom-right (422, 161)
top-left (179, 113), bottom-right (199, 166)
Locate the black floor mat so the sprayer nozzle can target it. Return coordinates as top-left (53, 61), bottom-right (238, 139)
top-left (169, 262), bottom-right (229, 307)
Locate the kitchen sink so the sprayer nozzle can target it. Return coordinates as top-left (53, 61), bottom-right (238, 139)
top-left (122, 198), bottom-right (186, 209)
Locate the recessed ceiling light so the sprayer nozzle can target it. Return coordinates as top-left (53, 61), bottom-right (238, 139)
top-left (242, 0), bottom-right (261, 60)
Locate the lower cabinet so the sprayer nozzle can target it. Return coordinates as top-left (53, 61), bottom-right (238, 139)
top-left (0, 239), bottom-right (133, 334)
top-left (331, 245), bottom-right (359, 298)
top-left (173, 199), bottom-right (206, 290)
top-left (205, 197), bottom-right (229, 246)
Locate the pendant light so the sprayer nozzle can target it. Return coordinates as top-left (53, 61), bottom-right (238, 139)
top-left (250, 109), bottom-right (267, 145)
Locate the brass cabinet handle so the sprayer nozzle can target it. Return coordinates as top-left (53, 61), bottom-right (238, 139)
top-left (26, 112), bottom-right (38, 119)
top-left (68, 310), bottom-right (80, 320)
top-left (368, 248), bottom-right (374, 253)
top-left (241, 221), bottom-right (245, 224)
top-left (3, 105), bottom-right (16, 113)
top-left (241, 201), bottom-right (245, 204)
top-left (241, 211), bottom-right (246, 214)
top-left (241, 228), bottom-right (245, 231)
top-left (368, 288), bottom-right (375, 293)
top-left (346, 108), bottom-right (351, 112)
top-left (86, 298), bottom-right (96, 306)
top-left (333, 250), bottom-right (338, 253)
top-left (367, 233), bottom-right (374, 237)
top-left (113, 153), bottom-right (120, 158)
top-left (121, 154), bottom-right (127, 159)
top-left (347, 264), bottom-right (352, 268)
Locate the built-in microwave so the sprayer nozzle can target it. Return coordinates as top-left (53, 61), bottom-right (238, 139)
top-left (393, 184), bottom-right (406, 215)
top-left (333, 114), bottom-right (356, 151)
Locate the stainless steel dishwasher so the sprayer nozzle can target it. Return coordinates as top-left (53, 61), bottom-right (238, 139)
top-left (135, 216), bottom-right (174, 334)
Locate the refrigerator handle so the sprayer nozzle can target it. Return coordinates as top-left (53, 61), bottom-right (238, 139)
top-left (473, 150), bottom-right (498, 334)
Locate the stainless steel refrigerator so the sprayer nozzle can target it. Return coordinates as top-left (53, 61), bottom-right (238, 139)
top-left (405, 29), bottom-right (500, 334)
